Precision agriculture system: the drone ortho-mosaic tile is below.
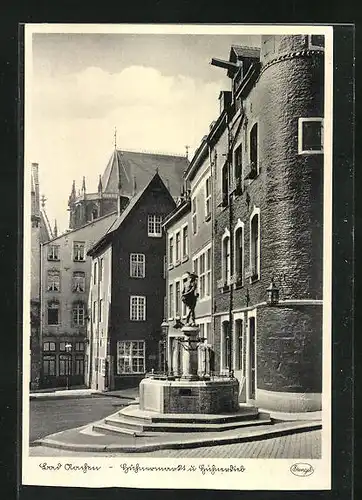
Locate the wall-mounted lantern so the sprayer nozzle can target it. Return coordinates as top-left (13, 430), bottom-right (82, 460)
top-left (267, 278), bottom-right (280, 306)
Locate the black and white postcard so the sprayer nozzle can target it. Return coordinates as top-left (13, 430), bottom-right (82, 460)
top-left (22, 23), bottom-right (334, 490)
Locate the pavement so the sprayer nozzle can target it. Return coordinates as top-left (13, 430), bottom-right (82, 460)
top-left (30, 387), bottom-right (139, 401)
top-left (29, 386), bottom-right (322, 457)
top-left (29, 429), bottom-right (322, 458)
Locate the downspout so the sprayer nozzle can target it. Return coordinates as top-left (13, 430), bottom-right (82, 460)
top-left (97, 255), bottom-right (101, 389)
top-left (208, 142), bottom-right (215, 375)
top-left (88, 282), bottom-right (93, 388)
top-left (39, 242), bottom-right (43, 388)
top-left (227, 115), bottom-right (234, 377)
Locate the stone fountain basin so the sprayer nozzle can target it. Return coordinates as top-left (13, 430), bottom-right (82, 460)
top-left (139, 376), bottom-right (239, 414)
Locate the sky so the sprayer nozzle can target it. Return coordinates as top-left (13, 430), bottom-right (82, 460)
top-left (28, 31), bottom-right (260, 233)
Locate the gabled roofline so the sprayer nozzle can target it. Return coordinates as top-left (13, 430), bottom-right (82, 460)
top-left (184, 109), bottom-right (228, 183)
top-left (43, 211), bottom-right (118, 245)
top-left (163, 198), bottom-right (191, 229)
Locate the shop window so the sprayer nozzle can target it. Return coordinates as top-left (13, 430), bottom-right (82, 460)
top-left (117, 340), bottom-right (145, 374)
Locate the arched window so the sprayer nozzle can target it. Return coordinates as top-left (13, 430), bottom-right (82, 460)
top-left (234, 222), bottom-right (244, 285)
top-left (72, 302), bottom-right (85, 326)
top-left (250, 211), bottom-right (260, 281)
top-left (222, 230), bottom-right (231, 285)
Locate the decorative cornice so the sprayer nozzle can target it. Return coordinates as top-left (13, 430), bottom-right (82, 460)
top-left (259, 49), bottom-right (324, 80)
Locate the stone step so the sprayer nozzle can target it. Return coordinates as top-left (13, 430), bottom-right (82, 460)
top-left (100, 413), bottom-right (272, 434)
top-left (119, 404), bottom-right (260, 424)
top-left (92, 422), bottom-right (142, 437)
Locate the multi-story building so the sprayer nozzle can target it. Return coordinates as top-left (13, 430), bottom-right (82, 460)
top-left (30, 162), bottom-right (52, 390)
top-left (68, 148), bottom-right (188, 229)
top-left (39, 148), bottom-right (189, 389)
top-left (163, 196), bottom-right (192, 376)
top-left (40, 211), bottom-right (118, 388)
top-left (211, 36), bottom-right (324, 412)
top-left (183, 137), bottom-right (214, 352)
top-left (86, 173), bottom-right (176, 391)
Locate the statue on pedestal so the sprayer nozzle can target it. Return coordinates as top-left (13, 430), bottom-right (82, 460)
top-left (181, 272), bottom-right (199, 326)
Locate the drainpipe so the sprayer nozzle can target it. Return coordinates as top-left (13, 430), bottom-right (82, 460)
top-left (208, 142), bottom-right (214, 375)
top-left (88, 286), bottom-right (94, 388)
top-left (39, 242), bottom-right (43, 388)
top-left (227, 116), bottom-right (234, 377)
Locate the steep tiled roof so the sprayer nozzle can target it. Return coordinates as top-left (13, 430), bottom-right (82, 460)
top-left (101, 149), bottom-right (189, 198)
top-left (88, 173), bottom-right (174, 256)
top-left (230, 45), bottom-right (260, 61)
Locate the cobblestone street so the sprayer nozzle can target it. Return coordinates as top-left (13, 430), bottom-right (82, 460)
top-left (30, 429), bottom-right (321, 458)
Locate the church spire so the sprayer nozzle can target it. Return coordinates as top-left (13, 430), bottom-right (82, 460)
top-left (98, 174), bottom-right (103, 194)
top-left (114, 126), bottom-right (117, 149)
top-left (53, 219), bottom-right (58, 238)
top-left (69, 180), bottom-right (76, 204)
top-left (82, 176), bottom-right (86, 193)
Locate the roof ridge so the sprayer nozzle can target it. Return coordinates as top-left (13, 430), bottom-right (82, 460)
top-left (117, 147), bottom-right (187, 158)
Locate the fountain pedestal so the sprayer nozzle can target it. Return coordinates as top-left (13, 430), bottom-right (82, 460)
top-left (139, 324), bottom-right (239, 414)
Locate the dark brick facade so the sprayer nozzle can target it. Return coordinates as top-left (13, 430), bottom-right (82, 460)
top-left (109, 176), bottom-right (176, 389)
top-left (211, 36), bottom-right (324, 411)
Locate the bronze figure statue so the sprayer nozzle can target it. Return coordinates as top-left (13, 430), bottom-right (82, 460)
top-left (181, 272), bottom-right (199, 325)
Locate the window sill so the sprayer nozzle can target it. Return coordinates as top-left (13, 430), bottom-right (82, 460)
top-left (205, 213), bottom-right (211, 222)
top-left (148, 234), bottom-right (162, 238)
top-left (181, 255), bottom-right (189, 263)
top-left (47, 258), bottom-right (60, 262)
top-left (174, 260), bottom-right (181, 268)
top-left (298, 150), bottom-right (324, 155)
top-left (234, 281), bottom-right (244, 290)
top-left (220, 285), bottom-right (231, 294)
top-left (130, 275), bottom-right (145, 279)
top-left (73, 259), bottom-right (86, 263)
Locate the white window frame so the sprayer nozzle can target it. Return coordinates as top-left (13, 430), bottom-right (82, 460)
top-left (130, 253), bottom-right (145, 278)
top-left (249, 207), bottom-right (261, 283)
top-left (233, 219), bottom-right (244, 286)
top-left (93, 261), bottom-right (97, 285)
top-left (168, 234), bottom-right (174, 267)
top-left (148, 214), bottom-right (163, 237)
top-left (73, 241), bottom-right (86, 262)
top-left (221, 228), bottom-right (231, 285)
top-left (181, 274), bottom-right (188, 318)
top-left (99, 258), bottom-right (103, 282)
top-left (192, 197), bottom-right (197, 234)
top-left (174, 279), bottom-right (181, 318)
top-left (117, 340), bottom-right (146, 374)
top-left (233, 312), bottom-right (245, 374)
top-left (73, 271), bottom-right (85, 293)
top-left (130, 295), bottom-right (146, 321)
top-left (181, 223), bottom-right (189, 260)
top-left (249, 120), bottom-right (260, 175)
top-left (193, 244), bottom-right (212, 301)
top-left (220, 315), bottom-right (230, 373)
top-left (298, 117), bottom-right (324, 155)
top-left (93, 300), bottom-right (97, 324)
top-left (72, 302), bottom-right (85, 326)
top-left (168, 283), bottom-right (174, 320)
top-left (175, 231), bottom-right (181, 264)
top-left (47, 269), bottom-right (60, 292)
top-left (47, 244), bottom-right (60, 261)
top-left (47, 301), bottom-right (60, 326)
top-left (205, 176), bottom-right (211, 220)
top-left (308, 34), bottom-right (324, 51)
top-left (99, 299), bottom-right (103, 323)
top-left (233, 140), bottom-right (243, 187)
